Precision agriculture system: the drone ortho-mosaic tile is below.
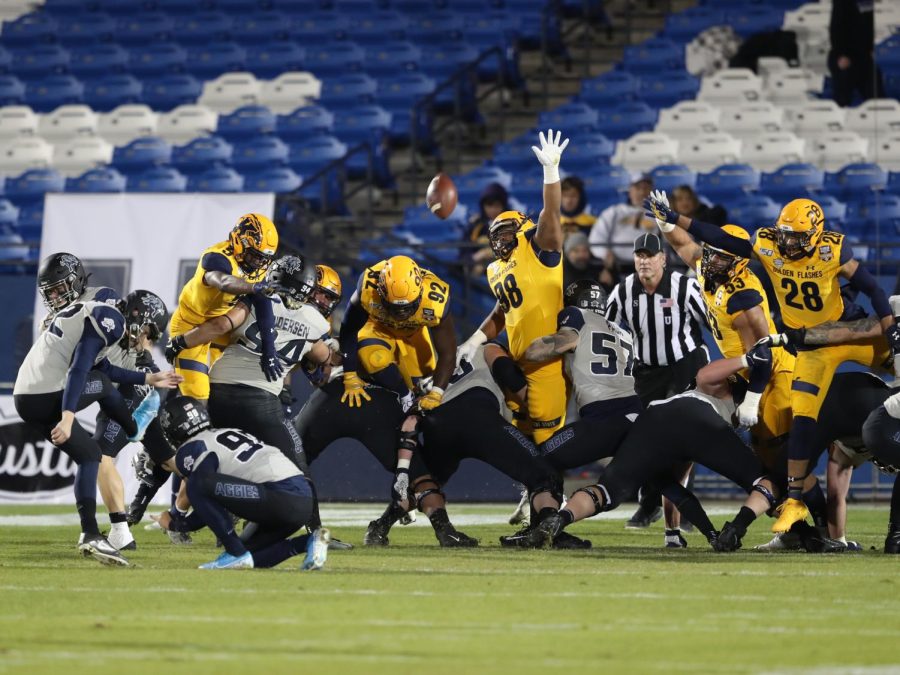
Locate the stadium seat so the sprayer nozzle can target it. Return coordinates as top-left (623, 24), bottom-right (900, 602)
top-left (177, 11), bottom-right (234, 44)
top-left (656, 100), bottom-right (721, 140)
top-left (681, 133), bottom-right (743, 173)
top-left (789, 99), bottom-right (845, 137)
top-left (112, 136), bottom-right (172, 175)
top-left (510, 172), bottom-right (545, 211)
top-left (0, 136), bottom-right (53, 174)
top-left (171, 135), bottom-right (233, 173)
top-left (51, 136), bottom-right (113, 177)
top-left (718, 102), bottom-right (785, 140)
top-left (332, 104), bottom-right (392, 184)
top-left (638, 72), bottom-right (700, 109)
top-left (25, 75), bottom-right (84, 113)
top-left (0, 105), bottom-right (38, 139)
top-left (5, 167), bottom-right (65, 203)
top-left (763, 67), bottom-right (824, 105)
top-left (824, 162), bottom-right (888, 199)
top-left (418, 42), bottom-right (480, 81)
top-left (582, 164), bottom-right (633, 197)
top-left (187, 165), bottom-right (244, 192)
top-left (242, 165), bottom-right (302, 193)
top-left (156, 104), bottom-right (218, 145)
top-left (0, 12), bottom-right (59, 46)
top-left (259, 72), bottom-right (321, 115)
top-left (454, 165), bottom-right (513, 206)
top-left (0, 74), bottom-right (25, 106)
top-left (579, 71), bottom-right (640, 107)
top-left (182, 42), bottom-right (247, 81)
top-left (562, 132), bottom-right (615, 173)
top-left (663, 6), bottom-right (725, 41)
top-left (594, 101), bottom-right (658, 140)
top-left (538, 101), bottom-right (599, 134)
top-left (38, 104), bottom-right (98, 142)
top-left (347, 11), bottom-right (409, 43)
top-left (698, 68), bottom-right (763, 105)
top-left (809, 132), bottom-right (869, 172)
top-left (815, 194), bottom-right (847, 229)
top-left (649, 164), bottom-right (696, 191)
top-left (407, 11), bottom-right (465, 43)
top-left (97, 104), bottom-right (158, 146)
top-left (759, 162), bottom-right (824, 202)
top-left (115, 13), bottom-right (174, 45)
top-left (612, 132), bottom-right (678, 173)
top-left (364, 41), bottom-right (421, 77)
top-left (304, 41), bottom-right (365, 78)
top-left (231, 135), bottom-right (289, 171)
top-left (869, 134), bottom-right (900, 173)
top-left (741, 132), bottom-right (806, 172)
top-left (126, 165), bottom-right (187, 192)
top-left (143, 74), bottom-right (203, 113)
top-left (0, 230), bottom-right (30, 261)
top-left (276, 105), bottom-right (335, 139)
top-left (0, 198), bottom-right (19, 228)
top-left (696, 163), bottom-right (760, 200)
top-left (727, 194), bottom-right (781, 228)
top-left (83, 74), bottom-right (142, 112)
top-left (246, 43), bottom-right (306, 80)
top-left (287, 134), bottom-right (347, 173)
top-left (198, 72), bottom-right (261, 114)
top-left (57, 12), bottom-right (117, 46)
top-left (241, 12), bottom-right (293, 42)
top-left (216, 105), bottom-right (277, 140)
top-left (14, 201), bottom-right (44, 240)
top-left (0, 45), bottom-right (10, 74)
top-left (10, 44), bottom-right (70, 79)
top-left (129, 43), bottom-right (187, 77)
top-left (844, 98), bottom-right (900, 141)
top-left (95, 0), bottom-right (156, 16)
top-left (291, 12), bottom-right (350, 42)
top-left (727, 5), bottom-right (785, 37)
top-left (319, 73), bottom-right (378, 107)
top-left (620, 38), bottom-right (684, 74)
top-left (64, 165), bottom-right (127, 192)
top-left (783, 3), bottom-right (830, 41)
top-left (493, 136), bottom-right (538, 174)
top-left (68, 44), bottom-right (130, 79)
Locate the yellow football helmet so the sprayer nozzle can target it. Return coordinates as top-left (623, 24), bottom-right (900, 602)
top-left (774, 198), bottom-right (824, 261)
top-left (488, 210), bottom-right (533, 260)
top-left (313, 264), bottom-right (343, 318)
top-left (376, 255), bottom-right (423, 320)
top-left (229, 213), bottom-right (278, 274)
top-left (701, 224), bottom-right (750, 292)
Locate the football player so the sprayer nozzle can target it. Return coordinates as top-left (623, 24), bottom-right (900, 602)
top-left (338, 255), bottom-right (456, 413)
top-left (457, 129), bottom-right (570, 444)
top-left (646, 193), bottom-right (899, 533)
top-left (165, 213), bottom-right (283, 402)
top-left (13, 253), bottom-right (181, 565)
top-left (151, 396), bottom-right (330, 571)
top-left (861, 387), bottom-right (900, 553)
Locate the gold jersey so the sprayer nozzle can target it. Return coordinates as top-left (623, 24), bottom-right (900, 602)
top-left (357, 260), bottom-right (450, 339)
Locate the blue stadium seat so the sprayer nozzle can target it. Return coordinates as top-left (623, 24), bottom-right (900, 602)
top-left (177, 11), bottom-right (234, 44)
top-left (815, 194), bottom-right (847, 229)
top-left (287, 134), bottom-right (347, 172)
top-left (638, 72), bottom-right (699, 108)
top-left (0, 74), bottom-right (25, 105)
top-left (231, 135), bottom-right (289, 171)
top-left (142, 74), bottom-right (203, 112)
top-left (242, 166), bottom-right (302, 193)
top-left (10, 45), bottom-right (71, 79)
top-left (69, 44), bottom-right (130, 78)
top-left (83, 74), bottom-right (142, 111)
top-left (332, 105), bottom-right (392, 185)
top-left (662, 6), bottom-right (725, 41)
top-left (0, 199), bottom-right (20, 228)
top-left (455, 164), bottom-right (513, 194)
top-left (563, 132), bottom-right (615, 172)
top-left (346, 11), bottom-right (409, 43)
top-left (214, 0), bottom-right (260, 11)
top-left (391, 0), bottom-right (438, 12)
top-left (581, 165), bottom-right (633, 200)
top-left (727, 194), bottom-right (781, 228)
top-left (860, 194), bottom-right (900, 226)
top-left (305, 41), bottom-right (365, 77)
top-left (216, 105), bottom-right (277, 140)
top-left (726, 6), bottom-right (785, 38)
top-left (621, 39), bottom-right (684, 74)
top-left (493, 135), bottom-right (539, 173)
top-left (187, 166), bottom-right (245, 192)
top-left (246, 43), bottom-right (306, 79)
top-left (184, 42), bottom-right (247, 80)
top-left (0, 13), bottom-right (59, 46)
top-left (579, 71), bottom-right (640, 106)
top-left (65, 166), bottom-right (127, 192)
top-left (0, 45), bottom-right (10, 74)
top-left (510, 172), bottom-right (545, 211)
top-left (291, 13), bottom-right (350, 42)
top-left (876, 35), bottom-right (900, 72)
top-left (5, 168), bottom-right (66, 204)
top-left (407, 11), bottom-right (465, 43)
top-left (650, 164), bottom-right (697, 191)
top-left (319, 73), bottom-right (378, 107)
top-left (377, 71), bottom-right (436, 145)
top-left (462, 12), bottom-right (522, 83)
top-left (57, 13), bottom-right (117, 46)
top-left (276, 105), bottom-right (335, 139)
top-left (0, 231), bottom-right (30, 261)
top-left (594, 101), bottom-right (658, 140)
top-left (113, 137), bottom-right (173, 175)
top-left (538, 101), bottom-right (599, 134)
top-left (15, 202), bottom-right (44, 241)
top-left (242, 13), bottom-right (294, 42)
top-left (172, 135), bottom-right (234, 173)
top-left (403, 203), bottom-right (467, 226)
top-left (157, 0), bottom-right (211, 12)
top-left (824, 163), bottom-right (888, 199)
top-left (696, 164), bottom-right (760, 200)
top-left (115, 13), bottom-right (175, 45)
top-left (419, 42), bottom-right (479, 80)
top-left (126, 165), bottom-right (188, 192)
top-left (43, 0), bottom-right (99, 14)
top-left (95, 0), bottom-right (156, 15)
top-left (364, 42), bottom-right (421, 77)
top-left (759, 163), bottom-right (824, 202)
top-left (129, 43), bottom-right (188, 77)
top-left (25, 75), bottom-right (84, 113)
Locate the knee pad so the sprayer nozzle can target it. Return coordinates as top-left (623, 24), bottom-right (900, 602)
top-left (531, 475), bottom-right (564, 506)
top-left (752, 476), bottom-right (777, 510)
top-left (412, 477), bottom-right (444, 511)
top-left (573, 484), bottom-right (611, 517)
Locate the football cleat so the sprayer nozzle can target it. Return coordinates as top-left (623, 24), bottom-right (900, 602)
top-left (199, 551), bottom-right (254, 570)
top-left (884, 523), bottom-right (900, 554)
top-left (771, 498), bottom-right (810, 533)
top-left (755, 532), bottom-right (803, 552)
top-left (625, 503), bottom-right (662, 529)
top-left (128, 389), bottom-right (160, 442)
top-left (328, 537), bottom-right (353, 550)
top-left (499, 524), bottom-right (535, 548)
top-left (551, 531), bottom-right (592, 550)
top-left (664, 529), bottom-right (688, 549)
top-left (364, 518), bottom-right (391, 547)
top-left (78, 534), bottom-right (130, 566)
top-left (433, 522), bottom-right (478, 548)
top-left (167, 529), bottom-right (193, 545)
top-left (107, 525), bottom-right (136, 551)
top-left (791, 521), bottom-right (846, 553)
top-left (521, 511), bottom-right (563, 549)
top-left (301, 528), bottom-right (331, 571)
top-left (846, 540), bottom-right (862, 552)
top-left (508, 488), bottom-right (531, 526)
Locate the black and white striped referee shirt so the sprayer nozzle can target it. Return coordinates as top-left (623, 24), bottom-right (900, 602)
top-left (604, 269), bottom-right (708, 367)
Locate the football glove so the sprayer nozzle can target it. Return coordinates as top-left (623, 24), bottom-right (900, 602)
top-left (741, 337), bottom-right (773, 370)
top-left (341, 371), bottom-right (372, 407)
top-left (770, 327), bottom-right (806, 348)
top-left (416, 387), bottom-right (444, 412)
top-left (531, 128), bottom-right (569, 184)
top-left (712, 521), bottom-right (745, 552)
top-left (131, 450), bottom-right (156, 487)
top-left (391, 468), bottom-right (412, 511)
top-left (643, 190), bottom-right (679, 230)
top-left (259, 344), bottom-right (284, 383)
top-left (736, 390), bottom-right (762, 428)
top-left (457, 329), bottom-right (487, 366)
top-left (251, 280), bottom-right (288, 297)
top-left (165, 334), bottom-right (188, 364)
top-left (886, 324), bottom-right (900, 354)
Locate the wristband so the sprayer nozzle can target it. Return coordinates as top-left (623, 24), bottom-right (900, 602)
top-left (543, 165), bottom-right (560, 185)
top-left (397, 457), bottom-right (411, 470)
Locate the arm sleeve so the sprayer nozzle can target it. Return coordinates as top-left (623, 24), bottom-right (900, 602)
top-left (251, 295), bottom-right (278, 354)
top-left (201, 252), bottom-right (232, 276)
top-left (175, 440), bottom-right (212, 477)
top-left (61, 322), bottom-right (107, 412)
top-left (337, 299), bottom-right (369, 372)
top-left (747, 351), bottom-right (774, 395)
top-left (847, 264), bottom-right (892, 319)
top-left (94, 358), bottom-right (147, 386)
top-left (557, 307), bottom-right (585, 332)
top-left (524, 228), bottom-right (561, 267)
top-left (687, 219), bottom-right (754, 258)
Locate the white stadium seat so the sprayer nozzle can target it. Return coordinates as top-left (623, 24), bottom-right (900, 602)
top-left (764, 67), bottom-right (824, 104)
top-left (198, 72), bottom-right (262, 114)
top-left (51, 136), bottom-right (114, 177)
top-left (783, 3), bottom-right (830, 42)
top-left (98, 105), bottom-right (159, 147)
top-left (741, 132), bottom-right (805, 172)
top-left (156, 104), bottom-right (219, 145)
top-left (868, 134), bottom-right (900, 172)
top-left (0, 105), bottom-right (38, 139)
top-left (656, 100), bottom-right (720, 139)
top-left (0, 136), bottom-right (53, 175)
top-left (259, 72), bottom-right (321, 114)
top-left (611, 132), bottom-right (679, 172)
top-left (845, 99), bottom-right (900, 141)
top-left (787, 99), bottom-right (845, 136)
top-left (38, 105), bottom-right (99, 142)
top-left (698, 68), bottom-right (763, 105)
top-left (808, 131), bottom-right (869, 172)
top-left (718, 102), bottom-right (785, 140)
top-left (678, 132), bottom-right (742, 173)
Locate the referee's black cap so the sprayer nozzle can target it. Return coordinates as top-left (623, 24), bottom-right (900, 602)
top-left (634, 232), bottom-right (662, 255)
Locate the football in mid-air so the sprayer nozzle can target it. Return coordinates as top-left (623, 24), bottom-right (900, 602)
top-left (426, 173), bottom-right (457, 220)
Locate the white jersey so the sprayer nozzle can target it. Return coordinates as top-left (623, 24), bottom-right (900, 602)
top-left (443, 345), bottom-right (512, 421)
top-left (651, 389), bottom-right (736, 425)
top-left (40, 286), bottom-right (119, 332)
top-left (175, 427), bottom-right (302, 484)
top-left (15, 300), bottom-right (126, 395)
top-left (557, 307), bottom-right (637, 411)
top-left (210, 297), bottom-right (331, 395)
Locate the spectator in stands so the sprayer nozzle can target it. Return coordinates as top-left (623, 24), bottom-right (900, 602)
top-left (588, 173), bottom-right (656, 285)
top-left (563, 232), bottom-right (606, 291)
top-left (560, 176), bottom-right (597, 235)
top-left (462, 182), bottom-right (509, 278)
top-left (671, 185), bottom-right (727, 227)
top-left (829, 0), bottom-right (884, 107)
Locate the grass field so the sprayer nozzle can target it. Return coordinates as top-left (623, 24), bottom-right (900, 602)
top-left (1, 503), bottom-right (899, 675)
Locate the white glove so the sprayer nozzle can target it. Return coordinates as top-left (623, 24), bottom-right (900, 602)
top-left (736, 390), bottom-right (762, 428)
top-left (531, 128), bottom-right (569, 184)
top-left (457, 329), bottom-right (487, 366)
top-left (649, 189), bottom-right (675, 233)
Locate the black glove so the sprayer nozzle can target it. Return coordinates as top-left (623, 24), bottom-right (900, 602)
top-left (165, 334), bottom-right (188, 364)
top-left (886, 324), bottom-right (900, 354)
top-left (744, 337), bottom-right (772, 369)
top-left (712, 521), bottom-right (745, 552)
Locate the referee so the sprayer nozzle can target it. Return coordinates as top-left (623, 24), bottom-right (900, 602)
top-left (605, 232), bottom-right (710, 532)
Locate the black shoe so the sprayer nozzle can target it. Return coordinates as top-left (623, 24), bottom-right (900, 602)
top-left (328, 537), bottom-right (354, 550)
top-left (364, 518), bottom-right (391, 547)
top-left (434, 523), bottom-right (478, 547)
top-left (520, 511), bottom-right (562, 549)
top-left (499, 524), bottom-right (535, 548)
top-left (552, 530), bottom-right (592, 549)
top-left (625, 504), bottom-right (662, 529)
top-left (885, 523), bottom-right (900, 554)
top-left (791, 520), bottom-right (846, 553)
top-left (78, 533), bottom-right (130, 566)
